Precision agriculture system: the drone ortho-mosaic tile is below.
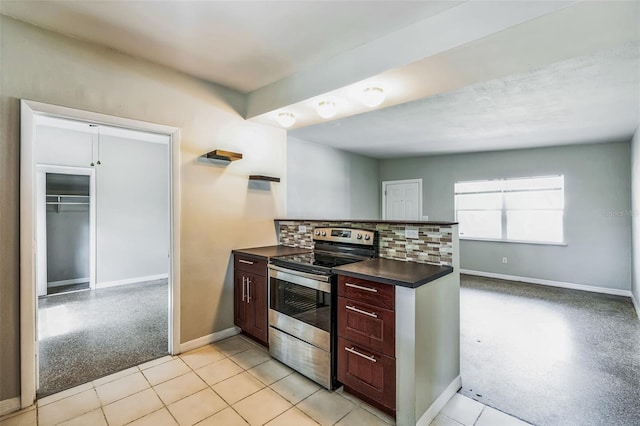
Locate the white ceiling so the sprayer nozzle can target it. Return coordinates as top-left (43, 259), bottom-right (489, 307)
top-left (290, 44), bottom-right (640, 158)
top-left (2, 1), bottom-right (638, 158)
top-left (0, 0), bottom-right (461, 93)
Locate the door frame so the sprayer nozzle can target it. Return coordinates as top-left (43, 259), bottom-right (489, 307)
top-left (36, 165), bottom-right (97, 297)
top-left (20, 99), bottom-right (182, 408)
top-left (381, 179), bottom-right (423, 220)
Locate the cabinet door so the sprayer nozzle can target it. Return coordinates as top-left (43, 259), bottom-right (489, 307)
top-left (234, 272), bottom-right (247, 330)
top-left (337, 337), bottom-right (395, 411)
top-left (247, 273), bottom-right (268, 345)
top-left (338, 297), bottom-right (395, 356)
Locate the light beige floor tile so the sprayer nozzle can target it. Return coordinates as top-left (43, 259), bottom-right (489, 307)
top-left (38, 388), bottom-right (101, 426)
top-left (95, 371), bottom-right (150, 405)
top-left (264, 407), bottom-right (319, 426)
top-left (92, 366), bottom-right (139, 387)
top-left (0, 409), bottom-right (37, 426)
top-left (475, 407), bottom-right (532, 426)
top-left (247, 359), bottom-right (292, 385)
top-left (180, 345), bottom-right (226, 370)
top-left (270, 373), bottom-right (320, 405)
top-left (167, 388), bottom-right (227, 426)
top-left (142, 358), bottom-right (191, 385)
top-left (211, 336), bottom-right (254, 356)
top-left (334, 386), bottom-right (362, 406)
top-left (430, 414), bottom-right (465, 426)
top-left (440, 394), bottom-right (484, 426)
top-left (128, 408), bottom-right (178, 426)
top-left (154, 371), bottom-right (208, 405)
top-left (336, 407), bottom-right (389, 426)
top-left (359, 401), bottom-right (396, 425)
top-left (232, 388), bottom-right (292, 426)
top-left (297, 389), bottom-right (355, 426)
top-left (138, 355), bottom-right (173, 370)
top-left (197, 407), bottom-right (249, 426)
top-left (102, 388), bottom-right (163, 426)
top-left (212, 372), bottom-right (266, 405)
top-left (195, 358), bottom-right (244, 385)
top-left (229, 348), bottom-right (271, 370)
top-left (37, 382), bottom-right (93, 407)
top-left (58, 409), bottom-right (106, 426)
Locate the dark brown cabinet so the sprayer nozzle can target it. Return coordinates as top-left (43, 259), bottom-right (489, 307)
top-left (234, 255), bottom-right (268, 346)
top-left (337, 275), bottom-right (396, 416)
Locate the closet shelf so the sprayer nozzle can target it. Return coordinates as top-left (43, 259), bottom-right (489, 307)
top-left (46, 194), bottom-right (90, 206)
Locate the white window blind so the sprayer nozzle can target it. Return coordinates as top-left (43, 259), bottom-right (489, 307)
top-left (454, 175), bottom-right (564, 244)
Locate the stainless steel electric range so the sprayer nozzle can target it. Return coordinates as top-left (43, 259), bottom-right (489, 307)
top-left (268, 227), bottom-right (377, 389)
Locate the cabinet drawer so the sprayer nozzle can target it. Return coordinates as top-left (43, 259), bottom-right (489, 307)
top-left (337, 337), bottom-right (395, 411)
top-left (337, 276), bottom-right (394, 310)
top-left (234, 255), bottom-right (267, 276)
top-left (338, 297), bottom-right (394, 356)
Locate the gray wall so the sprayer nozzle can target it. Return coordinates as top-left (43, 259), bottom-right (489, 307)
top-left (287, 136), bottom-right (380, 219)
top-left (0, 16), bottom-right (286, 401)
top-left (380, 142), bottom-right (633, 291)
top-left (632, 129), bottom-right (640, 307)
top-left (46, 209), bottom-right (90, 283)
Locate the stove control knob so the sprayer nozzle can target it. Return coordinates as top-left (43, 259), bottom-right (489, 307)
top-left (364, 234), bottom-right (371, 241)
top-left (315, 230), bottom-right (320, 236)
top-left (321, 231), bottom-right (327, 236)
top-left (356, 234), bottom-right (363, 239)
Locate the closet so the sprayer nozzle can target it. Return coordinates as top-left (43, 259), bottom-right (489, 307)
top-left (44, 173), bottom-right (91, 295)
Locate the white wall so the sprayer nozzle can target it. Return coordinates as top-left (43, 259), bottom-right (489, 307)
top-left (380, 142), bottom-right (633, 292)
top-left (0, 16), bottom-right (286, 400)
top-left (36, 125), bottom-right (170, 286)
top-left (631, 128), bottom-right (640, 314)
top-left (287, 136), bottom-right (379, 219)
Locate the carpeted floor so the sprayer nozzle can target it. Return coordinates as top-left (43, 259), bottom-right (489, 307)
top-left (459, 274), bottom-right (640, 426)
top-left (37, 279), bottom-right (168, 397)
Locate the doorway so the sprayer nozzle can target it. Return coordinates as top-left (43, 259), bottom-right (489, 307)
top-left (20, 100), bottom-right (181, 407)
top-left (36, 167), bottom-right (96, 297)
top-left (382, 179), bottom-right (423, 220)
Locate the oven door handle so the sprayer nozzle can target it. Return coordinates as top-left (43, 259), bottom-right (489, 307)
top-left (269, 265), bottom-right (332, 293)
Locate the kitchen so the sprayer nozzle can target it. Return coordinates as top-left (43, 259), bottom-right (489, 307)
top-left (1, 1), bottom-right (639, 426)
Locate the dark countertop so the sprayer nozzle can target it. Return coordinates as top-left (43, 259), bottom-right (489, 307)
top-left (275, 218), bottom-right (458, 226)
top-left (332, 257), bottom-right (454, 289)
top-left (232, 245), bottom-right (312, 260)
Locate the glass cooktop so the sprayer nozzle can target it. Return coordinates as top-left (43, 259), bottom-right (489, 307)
top-left (270, 251), bottom-right (366, 274)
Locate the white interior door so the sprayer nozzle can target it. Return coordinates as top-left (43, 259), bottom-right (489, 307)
top-left (383, 179), bottom-right (422, 220)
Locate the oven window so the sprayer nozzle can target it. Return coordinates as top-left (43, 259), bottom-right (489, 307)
top-left (270, 278), bottom-right (332, 332)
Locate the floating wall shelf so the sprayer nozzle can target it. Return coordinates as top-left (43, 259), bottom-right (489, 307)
top-left (249, 175), bottom-right (281, 182)
top-left (202, 149), bottom-right (243, 162)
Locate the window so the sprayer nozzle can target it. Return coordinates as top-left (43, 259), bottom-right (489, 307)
top-left (454, 175), bottom-right (564, 244)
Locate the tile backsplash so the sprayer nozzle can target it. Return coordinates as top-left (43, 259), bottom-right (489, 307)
top-left (277, 221), bottom-right (454, 267)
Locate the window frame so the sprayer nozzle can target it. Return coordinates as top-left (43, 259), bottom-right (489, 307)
top-left (454, 175), bottom-right (566, 246)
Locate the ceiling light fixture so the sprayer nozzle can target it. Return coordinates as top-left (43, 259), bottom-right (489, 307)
top-left (316, 101), bottom-right (337, 119)
top-left (276, 112), bottom-right (296, 128)
top-left (361, 87), bottom-right (385, 107)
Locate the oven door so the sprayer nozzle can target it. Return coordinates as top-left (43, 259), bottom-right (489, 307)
top-left (268, 265), bottom-right (332, 351)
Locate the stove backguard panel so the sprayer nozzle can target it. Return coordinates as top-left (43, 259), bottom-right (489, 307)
top-left (277, 221), bottom-right (453, 267)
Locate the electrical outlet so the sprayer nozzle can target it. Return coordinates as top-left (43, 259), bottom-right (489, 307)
top-left (502, 257), bottom-right (508, 264)
top-left (298, 225), bottom-right (307, 232)
top-left (405, 226), bottom-right (419, 239)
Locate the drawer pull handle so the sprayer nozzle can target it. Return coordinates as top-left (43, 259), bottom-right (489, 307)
top-left (346, 305), bottom-right (378, 318)
top-left (345, 283), bottom-right (378, 293)
top-left (345, 346), bottom-right (377, 363)
top-left (239, 259), bottom-right (254, 265)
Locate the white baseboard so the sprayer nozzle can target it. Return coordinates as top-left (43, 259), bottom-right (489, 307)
top-left (632, 293), bottom-right (640, 319)
top-left (460, 269), bottom-right (633, 298)
top-left (0, 397), bottom-right (20, 416)
top-left (417, 375), bottom-right (462, 426)
top-left (179, 326), bottom-right (241, 353)
top-left (97, 273), bottom-right (168, 289)
top-left (47, 277), bottom-right (89, 287)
